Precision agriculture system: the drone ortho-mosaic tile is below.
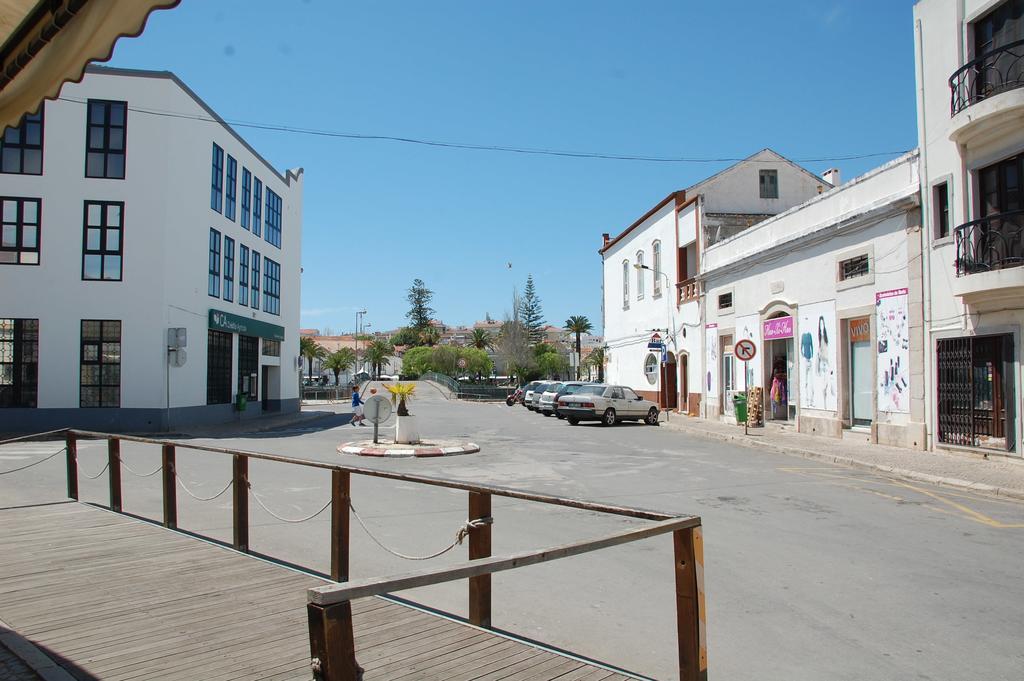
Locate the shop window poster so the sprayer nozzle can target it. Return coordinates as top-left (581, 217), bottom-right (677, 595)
top-left (705, 324), bottom-right (718, 404)
top-left (798, 300), bottom-right (838, 411)
top-left (876, 288), bottom-right (910, 413)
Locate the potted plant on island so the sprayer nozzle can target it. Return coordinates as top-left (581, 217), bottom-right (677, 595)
top-left (384, 382), bottom-right (419, 444)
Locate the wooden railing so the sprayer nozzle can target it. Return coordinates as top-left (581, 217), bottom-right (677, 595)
top-left (28, 429), bottom-right (706, 680)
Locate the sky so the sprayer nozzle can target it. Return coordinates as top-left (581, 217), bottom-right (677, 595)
top-left (107, 1), bottom-right (919, 335)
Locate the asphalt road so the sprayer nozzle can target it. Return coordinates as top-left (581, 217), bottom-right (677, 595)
top-left (2, 382), bottom-right (1023, 680)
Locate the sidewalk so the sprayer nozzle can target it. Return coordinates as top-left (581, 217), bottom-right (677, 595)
top-left (661, 414), bottom-right (1024, 501)
top-left (176, 402), bottom-right (350, 438)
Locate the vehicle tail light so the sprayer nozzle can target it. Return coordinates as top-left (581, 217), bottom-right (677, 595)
top-left (580, 402), bottom-right (595, 408)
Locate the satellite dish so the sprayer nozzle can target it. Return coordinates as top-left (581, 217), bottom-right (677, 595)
top-left (363, 394), bottom-right (392, 425)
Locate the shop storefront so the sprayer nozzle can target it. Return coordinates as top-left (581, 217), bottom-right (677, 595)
top-left (936, 334), bottom-right (1016, 453)
top-left (763, 315), bottom-right (795, 421)
top-left (208, 309), bottom-right (286, 413)
top-left (848, 316), bottom-right (872, 427)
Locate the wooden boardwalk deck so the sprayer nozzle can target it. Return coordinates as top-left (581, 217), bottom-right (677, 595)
top-left (0, 502), bottom-right (635, 681)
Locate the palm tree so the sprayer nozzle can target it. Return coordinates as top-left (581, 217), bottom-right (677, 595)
top-left (364, 340), bottom-right (395, 379)
top-left (470, 328), bottom-right (492, 351)
top-left (564, 315), bottom-right (593, 380)
top-left (585, 346), bottom-right (606, 382)
top-left (419, 326), bottom-right (441, 347)
top-left (299, 336), bottom-right (327, 382)
top-left (323, 347), bottom-right (356, 386)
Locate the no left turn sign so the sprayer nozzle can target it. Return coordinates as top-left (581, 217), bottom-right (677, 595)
top-left (734, 339), bottom-right (756, 362)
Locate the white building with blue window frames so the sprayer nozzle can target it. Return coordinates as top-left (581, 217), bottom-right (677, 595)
top-left (0, 66), bottom-right (303, 432)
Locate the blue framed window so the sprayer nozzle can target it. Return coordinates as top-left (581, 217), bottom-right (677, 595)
top-left (1, 197), bottom-right (41, 265)
top-left (265, 189), bottom-right (282, 248)
top-left (85, 100), bottom-right (126, 179)
top-left (82, 201), bottom-right (123, 281)
top-left (225, 155), bottom-right (237, 221)
top-left (252, 178), bottom-right (262, 237)
top-left (238, 245), bottom-right (249, 306)
top-left (251, 251), bottom-right (260, 310)
top-left (223, 236), bottom-right (234, 302)
top-left (240, 168), bottom-right (251, 230)
top-left (263, 257), bottom-right (281, 315)
top-left (2, 109), bottom-right (43, 175)
top-left (210, 144), bottom-right (224, 213)
top-left (208, 228), bottom-right (221, 297)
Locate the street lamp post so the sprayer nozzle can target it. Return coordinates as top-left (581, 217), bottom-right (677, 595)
top-left (635, 263), bottom-right (677, 419)
top-left (355, 309), bottom-right (367, 380)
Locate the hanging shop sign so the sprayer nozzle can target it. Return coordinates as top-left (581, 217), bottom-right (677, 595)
top-left (763, 316), bottom-right (794, 340)
top-left (849, 317), bottom-right (871, 343)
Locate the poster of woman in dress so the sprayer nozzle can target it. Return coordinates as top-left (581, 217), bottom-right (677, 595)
top-left (798, 300), bottom-right (837, 411)
top-left (876, 288), bottom-right (910, 413)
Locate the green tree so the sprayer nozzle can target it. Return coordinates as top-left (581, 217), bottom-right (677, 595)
top-left (401, 346), bottom-right (433, 377)
top-left (459, 347), bottom-right (493, 379)
top-left (390, 326), bottom-right (420, 347)
top-left (363, 340), bottom-right (395, 379)
top-left (299, 337), bottom-right (327, 381)
top-left (518, 274), bottom-right (545, 345)
top-left (406, 278), bottom-right (435, 330)
top-left (470, 328), bottom-right (493, 351)
top-left (427, 345), bottom-right (458, 376)
top-left (537, 349), bottom-right (569, 379)
top-left (323, 347), bottom-right (356, 385)
top-left (419, 326), bottom-right (441, 347)
top-left (585, 346), bottom-right (606, 382)
top-left (564, 315), bottom-right (594, 380)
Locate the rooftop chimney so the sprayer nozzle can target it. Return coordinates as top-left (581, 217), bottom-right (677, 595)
top-left (822, 168), bottom-right (841, 188)
top-left (602, 233), bottom-right (610, 247)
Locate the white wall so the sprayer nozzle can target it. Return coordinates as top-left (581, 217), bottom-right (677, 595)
top-left (695, 149), bottom-right (830, 215)
top-left (914, 0), bottom-right (1024, 455)
top-left (0, 67), bottom-right (302, 428)
top-left (702, 153), bottom-right (920, 433)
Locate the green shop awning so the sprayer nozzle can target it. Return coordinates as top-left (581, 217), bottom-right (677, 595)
top-left (209, 309), bottom-right (285, 342)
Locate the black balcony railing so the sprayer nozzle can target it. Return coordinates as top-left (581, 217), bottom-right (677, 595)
top-left (950, 39), bottom-right (1024, 115)
top-left (954, 209), bottom-right (1024, 276)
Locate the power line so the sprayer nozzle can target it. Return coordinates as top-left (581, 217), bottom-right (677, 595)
top-left (57, 96), bottom-right (911, 165)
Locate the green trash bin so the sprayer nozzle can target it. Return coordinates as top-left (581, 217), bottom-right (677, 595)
top-left (235, 394), bottom-right (248, 412)
top-left (733, 393), bottom-right (747, 423)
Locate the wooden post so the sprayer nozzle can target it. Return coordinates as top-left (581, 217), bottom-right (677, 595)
top-left (65, 433), bottom-right (78, 500)
top-left (162, 444), bottom-right (177, 529)
top-left (468, 491), bottom-right (492, 627)
top-left (107, 438), bottom-right (122, 512)
top-left (233, 454), bottom-right (249, 552)
top-left (674, 526), bottom-right (707, 681)
top-left (307, 601), bottom-right (361, 681)
top-left (330, 470), bottom-right (350, 582)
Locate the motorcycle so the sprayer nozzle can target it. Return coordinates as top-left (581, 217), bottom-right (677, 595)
top-left (506, 388), bottom-right (523, 406)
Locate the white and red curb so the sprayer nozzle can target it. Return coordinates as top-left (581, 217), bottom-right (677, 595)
top-left (338, 442), bottom-right (480, 458)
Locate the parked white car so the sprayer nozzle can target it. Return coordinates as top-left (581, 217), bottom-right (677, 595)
top-left (537, 382), bottom-right (564, 416)
top-left (557, 384), bottom-right (660, 426)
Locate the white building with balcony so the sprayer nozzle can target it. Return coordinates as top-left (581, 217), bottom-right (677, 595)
top-left (701, 152), bottom-right (926, 449)
top-left (914, 0), bottom-right (1023, 456)
top-left (0, 66), bottom-right (303, 431)
top-left (600, 149), bottom-right (828, 413)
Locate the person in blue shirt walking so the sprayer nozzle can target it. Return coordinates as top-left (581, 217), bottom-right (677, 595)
top-left (350, 385), bottom-right (366, 426)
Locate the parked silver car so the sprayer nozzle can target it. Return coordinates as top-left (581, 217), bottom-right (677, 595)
top-left (537, 382), bottom-right (565, 416)
top-left (527, 381), bottom-right (552, 411)
top-left (557, 384), bottom-right (660, 426)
